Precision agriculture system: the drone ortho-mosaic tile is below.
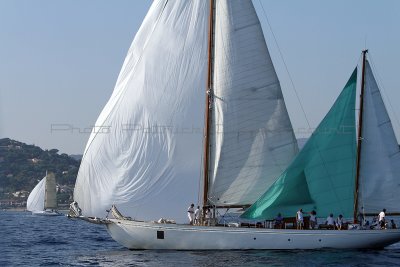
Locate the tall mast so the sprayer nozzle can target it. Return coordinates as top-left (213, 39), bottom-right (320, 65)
top-left (203, 0), bottom-right (215, 208)
top-left (353, 49), bottom-right (368, 223)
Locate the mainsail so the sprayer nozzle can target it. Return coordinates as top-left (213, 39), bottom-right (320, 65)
top-left (357, 61), bottom-right (400, 214)
top-left (27, 176), bottom-right (46, 212)
top-left (44, 172), bottom-right (57, 209)
top-left (242, 70), bottom-right (357, 220)
top-left (207, 0), bottom-right (298, 206)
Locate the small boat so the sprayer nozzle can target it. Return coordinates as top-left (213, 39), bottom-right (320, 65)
top-left (70, 0), bottom-right (400, 249)
top-left (27, 172), bottom-right (62, 216)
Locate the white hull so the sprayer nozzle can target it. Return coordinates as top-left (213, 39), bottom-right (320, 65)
top-left (31, 210), bottom-right (62, 216)
top-left (106, 219), bottom-right (400, 250)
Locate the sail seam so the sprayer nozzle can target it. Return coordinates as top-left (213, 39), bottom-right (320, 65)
top-left (377, 120), bottom-right (391, 127)
top-left (234, 22), bottom-right (259, 32)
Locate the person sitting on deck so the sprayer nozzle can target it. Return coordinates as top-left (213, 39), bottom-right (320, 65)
top-left (274, 213), bottom-right (284, 229)
top-left (325, 214), bottom-right (335, 229)
top-left (309, 210), bottom-right (317, 229)
top-left (378, 208), bottom-right (386, 229)
top-left (336, 214), bottom-right (344, 230)
top-left (205, 208), bottom-right (211, 226)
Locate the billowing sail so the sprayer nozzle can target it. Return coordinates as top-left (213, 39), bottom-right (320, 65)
top-left (74, 0), bottom-right (209, 221)
top-left (241, 70), bottom-right (357, 220)
top-left (27, 176), bottom-right (46, 212)
top-left (207, 0), bottom-right (298, 206)
top-left (357, 61), bottom-right (400, 214)
top-left (44, 172), bottom-right (57, 209)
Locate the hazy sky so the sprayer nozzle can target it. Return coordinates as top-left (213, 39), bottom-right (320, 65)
top-left (1, 0), bottom-right (400, 154)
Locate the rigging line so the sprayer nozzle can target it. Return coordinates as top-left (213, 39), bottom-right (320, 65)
top-left (352, 57), bottom-right (362, 215)
top-left (258, 0), bottom-right (311, 129)
top-left (368, 53), bottom-right (400, 134)
top-left (354, 53), bottom-right (362, 133)
top-left (259, 2), bottom-right (360, 216)
top-left (257, 1), bottom-right (345, 209)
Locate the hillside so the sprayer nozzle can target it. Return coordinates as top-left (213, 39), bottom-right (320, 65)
top-left (0, 138), bottom-right (81, 206)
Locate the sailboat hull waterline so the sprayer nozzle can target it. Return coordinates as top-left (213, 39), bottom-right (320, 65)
top-left (106, 220), bottom-right (400, 250)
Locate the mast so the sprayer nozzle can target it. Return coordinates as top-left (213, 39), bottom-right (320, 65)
top-left (203, 0), bottom-right (215, 208)
top-left (353, 49), bottom-right (368, 223)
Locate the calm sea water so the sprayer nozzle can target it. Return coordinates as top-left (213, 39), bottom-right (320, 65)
top-left (2, 211), bottom-right (400, 266)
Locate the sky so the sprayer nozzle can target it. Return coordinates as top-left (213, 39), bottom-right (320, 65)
top-left (1, 0), bottom-right (400, 155)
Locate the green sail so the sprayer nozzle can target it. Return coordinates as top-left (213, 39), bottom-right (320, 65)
top-left (241, 69), bottom-right (357, 220)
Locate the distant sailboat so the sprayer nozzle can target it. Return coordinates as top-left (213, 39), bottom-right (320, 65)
top-left (70, 0), bottom-right (400, 249)
top-left (27, 172), bottom-right (61, 216)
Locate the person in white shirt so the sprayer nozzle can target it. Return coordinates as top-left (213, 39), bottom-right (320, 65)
top-left (378, 208), bottom-right (386, 229)
top-left (296, 209), bottom-right (304, 230)
top-left (309, 210), bottom-right (317, 229)
top-left (205, 208), bottom-right (211, 226)
top-left (187, 203), bottom-right (195, 225)
top-left (336, 214), bottom-right (344, 230)
top-left (326, 213), bottom-right (335, 229)
top-left (194, 206), bottom-right (200, 225)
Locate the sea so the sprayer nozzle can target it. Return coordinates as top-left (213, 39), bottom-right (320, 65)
top-left (2, 211), bottom-right (400, 267)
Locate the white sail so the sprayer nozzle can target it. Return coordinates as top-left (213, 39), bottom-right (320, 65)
top-left (27, 176), bottom-right (46, 212)
top-left (45, 172), bottom-right (57, 209)
top-left (74, 0), bottom-right (209, 221)
top-left (358, 61), bottom-right (400, 214)
top-left (207, 0), bottom-right (298, 206)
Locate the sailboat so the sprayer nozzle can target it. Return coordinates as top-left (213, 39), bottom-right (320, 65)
top-left (70, 0), bottom-right (400, 249)
top-left (27, 172), bottom-right (61, 216)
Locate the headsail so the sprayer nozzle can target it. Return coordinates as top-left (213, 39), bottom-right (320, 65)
top-left (357, 61), bottom-right (400, 214)
top-left (241, 70), bottom-right (357, 220)
top-left (27, 176), bottom-right (46, 212)
top-left (74, 0), bottom-right (209, 220)
top-left (207, 0), bottom-right (298, 207)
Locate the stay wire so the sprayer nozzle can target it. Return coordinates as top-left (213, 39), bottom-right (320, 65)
top-left (257, 0), bottom-right (346, 212)
top-left (368, 53), bottom-right (400, 132)
top-left (258, 0), bottom-right (311, 130)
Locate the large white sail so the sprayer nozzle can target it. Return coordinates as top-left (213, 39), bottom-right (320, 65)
top-left (74, 0), bottom-right (209, 221)
top-left (207, 0), bottom-right (298, 206)
top-left (44, 172), bottom-right (57, 209)
top-left (358, 61), bottom-right (400, 214)
top-left (27, 176), bottom-right (46, 212)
